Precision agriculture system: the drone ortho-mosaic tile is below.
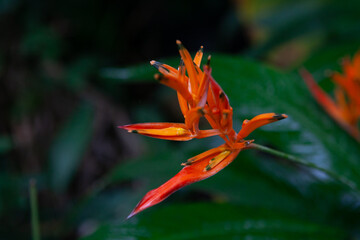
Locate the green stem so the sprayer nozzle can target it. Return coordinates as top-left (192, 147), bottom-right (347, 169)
top-left (30, 179), bottom-right (41, 240)
top-left (250, 143), bottom-right (359, 193)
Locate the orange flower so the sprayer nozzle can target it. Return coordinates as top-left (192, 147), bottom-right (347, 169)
top-left (120, 41), bottom-right (287, 218)
top-left (300, 51), bottom-right (360, 142)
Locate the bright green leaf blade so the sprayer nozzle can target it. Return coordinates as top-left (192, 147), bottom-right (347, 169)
top-left (49, 103), bottom-right (94, 192)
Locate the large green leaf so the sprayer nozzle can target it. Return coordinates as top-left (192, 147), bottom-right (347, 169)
top-left (210, 55), bottom-right (360, 188)
top-left (49, 103), bottom-right (94, 192)
top-left (81, 55), bottom-right (360, 239)
top-left (81, 203), bottom-right (345, 240)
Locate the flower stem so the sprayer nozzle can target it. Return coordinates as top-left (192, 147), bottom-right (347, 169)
top-left (30, 179), bottom-right (41, 240)
top-left (250, 143), bottom-right (359, 193)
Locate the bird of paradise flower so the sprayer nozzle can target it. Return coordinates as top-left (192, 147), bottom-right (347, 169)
top-left (120, 41), bottom-right (287, 218)
top-left (300, 51), bottom-right (360, 142)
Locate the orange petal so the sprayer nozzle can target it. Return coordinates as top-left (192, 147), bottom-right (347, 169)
top-left (177, 91), bottom-right (189, 117)
top-left (237, 113), bottom-right (287, 140)
top-left (176, 40), bottom-right (199, 93)
top-left (196, 129), bottom-right (221, 139)
top-left (177, 60), bottom-right (190, 116)
top-left (195, 66), bottom-right (210, 107)
top-left (154, 73), bottom-right (194, 105)
top-left (119, 122), bottom-right (194, 141)
top-left (182, 144), bottom-right (227, 165)
top-left (150, 60), bottom-right (178, 76)
top-left (151, 60), bottom-right (194, 104)
top-left (332, 73), bottom-right (360, 105)
top-left (204, 150), bottom-right (231, 171)
top-left (185, 106), bottom-right (204, 131)
top-left (194, 46), bottom-right (204, 67)
top-left (127, 147), bottom-right (241, 218)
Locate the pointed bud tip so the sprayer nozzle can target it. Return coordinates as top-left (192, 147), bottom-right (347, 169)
top-left (154, 73), bottom-right (165, 82)
top-left (150, 61), bottom-right (163, 70)
top-left (118, 125), bottom-right (131, 130)
top-left (219, 91), bottom-right (225, 99)
top-left (204, 165), bottom-right (211, 172)
top-left (176, 40), bottom-right (184, 49)
top-left (181, 162), bottom-right (190, 166)
top-left (126, 210), bottom-right (136, 220)
top-left (273, 114), bottom-right (288, 120)
top-left (206, 55), bottom-right (211, 66)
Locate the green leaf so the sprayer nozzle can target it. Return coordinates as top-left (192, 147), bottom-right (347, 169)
top-left (81, 203), bottom-right (345, 240)
top-left (210, 55), bottom-right (360, 189)
top-left (84, 54), bottom-right (360, 239)
top-left (49, 103), bottom-right (94, 192)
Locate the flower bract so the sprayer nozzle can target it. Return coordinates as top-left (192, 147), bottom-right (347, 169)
top-left (300, 52), bottom-right (360, 142)
top-left (120, 41), bottom-right (288, 218)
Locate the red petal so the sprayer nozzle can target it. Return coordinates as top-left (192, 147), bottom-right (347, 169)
top-left (300, 69), bottom-right (360, 141)
top-left (195, 69), bottom-right (210, 108)
top-left (127, 148), bottom-right (241, 218)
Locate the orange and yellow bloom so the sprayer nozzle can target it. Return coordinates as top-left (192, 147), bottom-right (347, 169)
top-left (301, 51), bottom-right (360, 142)
top-left (120, 41), bottom-right (287, 218)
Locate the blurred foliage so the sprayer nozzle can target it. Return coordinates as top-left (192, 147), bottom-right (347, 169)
top-left (1, 0), bottom-right (360, 239)
top-left (49, 103), bottom-right (94, 192)
top-left (238, 0), bottom-right (360, 69)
